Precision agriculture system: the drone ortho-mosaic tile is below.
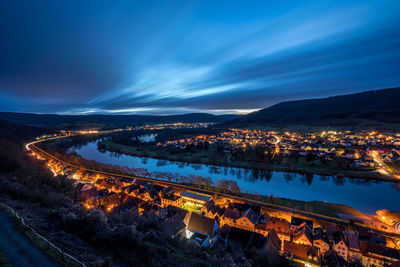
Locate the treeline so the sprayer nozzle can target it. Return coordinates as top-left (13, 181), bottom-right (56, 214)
top-left (232, 144), bottom-right (275, 163)
top-left (107, 127), bottom-right (221, 146)
top-left (155, 127), bottom-right (221, 142)
top-left (0, 119), bottom-right (54, 173)
top-left (0, 118), bottom-right (54, 143)
top-left (40, 133), bottom-right (108, 153)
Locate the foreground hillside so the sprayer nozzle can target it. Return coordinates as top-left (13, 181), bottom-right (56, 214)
top-left (0, 112), bottom-right (239, 129)
top-left (225, 87), bottom-right (400, 130)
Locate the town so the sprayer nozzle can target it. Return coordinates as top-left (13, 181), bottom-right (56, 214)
top-left (156, 128), bottom-right (400, 178)
top-left (76, 175), bottom-right (400, 266)
top-left (27, 130), bottom-right (400, 267)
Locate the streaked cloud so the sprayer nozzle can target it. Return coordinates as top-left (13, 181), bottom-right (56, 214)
top-left (0, 0), bottom-right (399, 115)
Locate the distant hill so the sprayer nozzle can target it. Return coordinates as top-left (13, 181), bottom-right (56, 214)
top-left (223, 87), bottom-right (400, 129)
top-left (0, 112), bottom-right (240, 129)
top-left (0, 119), bottom-right (54, 143)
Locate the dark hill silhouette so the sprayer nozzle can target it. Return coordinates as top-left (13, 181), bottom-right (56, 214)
top-left (224, 87), bottom-right (400, 128)
top-left (0, 118), bottom-right (54, 143)
top-left (0, 112), bottom-right (240, 129)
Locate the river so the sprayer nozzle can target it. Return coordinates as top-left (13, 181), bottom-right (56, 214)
top-left (71, 141), bottom-right (400, 214)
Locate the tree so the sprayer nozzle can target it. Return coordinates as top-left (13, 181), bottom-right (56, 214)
top-left (216, 142), bottom-right (224, 153)
top-left (203, 177), bottom-right (212, 190)
top-left (269, 194), bottom-right (274, 204)
top-left (228, 180), bottom-right (241, 193)
top-left (254, 144), bottom-right (266, 161)
top-left (203, 142), bottom-right (209, 151)
top-left (196, 142), bottom-right (203, 150)
top-left (348, 219), bottom-right (357, 231)
top-left (217, 179), bottom-right (229, 193)
top-left (306, 151), bottom-right (316, 162)
top-left (305, 173), bottom-right (314, 185)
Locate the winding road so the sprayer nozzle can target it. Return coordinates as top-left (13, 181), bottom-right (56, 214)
top-left (0, 209), bottom-right (58, 267)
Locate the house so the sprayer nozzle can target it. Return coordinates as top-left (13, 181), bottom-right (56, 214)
top-left (344, 230), bottom-right (362, 263)
top-left (235, 208), bottom-right (258, 231)
top-left (157, 204), bottom-right (188, 220)
top-left (293, 224), bottom-right (313, 246)
top-left (313, 227), bottom-right (330, 254)
top-left (283, 240), bottom-right (320, 266)
top-left (258, 212), bottom-right (270, 224)
top-left (265, 217), bottom-right (291, 242)
top-left (255, 223), bottom-right (268, 237)
top-left (112, 197), bottom-right (141, 214)
top-left (180, 191), bottom-right (212, 208)
top-left (210, 234), bottom-right (227, 250)
top-left (78, 185), bottom-right (98, 202)
top-left (96, 179), bottom-right (112, 189)
top-left (160, 194), bottom-right (182, 208)
top-left (232, 202), bottom-right (260, 215)
top-left (189, 232), bottom-right (211, 247)
top-left (123, 184), bottom-right (141, 196)
top-left (137, 188), bottom-right (154, 202)
top-left (291, 216), bottom-right (313, 232)
top-left (358, 228), bottom-right (386, 246)
top-left (135, 180), bottom-right (150, 189)
top-left (201, 199), bottom-right (225, 219)
top-left (185, 212), bottom-right (219, 247)
top-left (220, 207), bottom-right (240, 227)
top-left (111, 180), bottom-right (123, 192)
top-left (333, 231), bottom-right (348, 261)
top-left (160, 213), bottom-right (186, 239)
top-left (138, 202), bottom-right (159, 215)
top-left (262, 229), bottom-right (282, 253)
top-left (97, 192), bottom-right (126, 211)
top-left (360, 240), bottom-right (400, 267)
top-left (221, 225), bottom-right (266, 251)
top-left (326, 223), bottom-right (341, 239)
top-left (321, 250), bottom-right (347, 267)
top-left (119, 177), bottom-right (135, 187)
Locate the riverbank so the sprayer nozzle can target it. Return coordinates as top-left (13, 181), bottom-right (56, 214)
top-left (100, 140), bottom-right (398, 183)
top-left (33, 139), bottom-right (400, 236)
top-left (39, 142), bottom-right (379, 219)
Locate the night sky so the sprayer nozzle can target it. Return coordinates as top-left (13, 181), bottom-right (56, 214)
top-left (0, 0), bottom-right (399, 115)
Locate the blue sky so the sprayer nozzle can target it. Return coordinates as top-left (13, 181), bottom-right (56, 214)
top-left (0, 0), bottom-right (399, 115)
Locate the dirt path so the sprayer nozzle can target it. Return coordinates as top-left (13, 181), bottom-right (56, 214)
top-left (0, 209), bottom-right (58, 267)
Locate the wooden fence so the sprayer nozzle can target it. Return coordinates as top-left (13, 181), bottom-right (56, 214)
top-left (0, 202), bottom-right (89, 267)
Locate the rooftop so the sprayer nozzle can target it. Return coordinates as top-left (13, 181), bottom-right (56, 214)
top-left (181, 191), bottom-right (212, 202)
